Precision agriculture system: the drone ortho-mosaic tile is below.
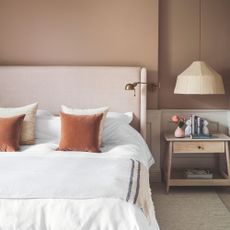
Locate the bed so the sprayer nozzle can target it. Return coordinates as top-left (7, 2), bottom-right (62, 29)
top-left (0, 66), bottom-right (160, 230)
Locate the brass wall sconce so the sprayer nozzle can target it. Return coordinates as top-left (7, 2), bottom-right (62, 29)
top-left (125, 82), bottom-right (159, 96)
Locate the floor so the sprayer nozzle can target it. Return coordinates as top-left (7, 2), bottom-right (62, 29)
top-left (151, 183), bottom-right (230, 230)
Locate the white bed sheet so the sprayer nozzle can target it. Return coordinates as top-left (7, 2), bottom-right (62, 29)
top-left (22, 122), bottom-right (154, 168)
top-left (0, 124), bottom-right (159, 230)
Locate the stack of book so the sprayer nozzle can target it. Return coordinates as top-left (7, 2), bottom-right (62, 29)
top-left (191, 115), bottom-right (203, 135)
top-left (189, 115), bottom-right (211, 138)
top-left (185, 169), bottom-right (213, 179)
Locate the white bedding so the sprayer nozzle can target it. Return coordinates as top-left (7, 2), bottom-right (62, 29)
top-left (0, 124), bottom-right (159, 230)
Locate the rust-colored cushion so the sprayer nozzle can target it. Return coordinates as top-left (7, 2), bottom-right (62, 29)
top-left (58, 112), bottom-right (103, 152)
top-left (0, 103), bottom-right (38, 145)
top-left (0, 114), bottom-right (25, 152)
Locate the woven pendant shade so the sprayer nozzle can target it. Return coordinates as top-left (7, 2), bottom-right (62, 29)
top-left (174, 61), bottom-right (225, 94)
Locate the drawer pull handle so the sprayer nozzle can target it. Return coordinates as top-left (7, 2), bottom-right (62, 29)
top-left (198, 146), bottom-right (204, 150)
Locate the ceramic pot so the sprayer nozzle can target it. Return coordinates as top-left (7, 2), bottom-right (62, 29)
top-left (174, 126), bottom-right (185, 138)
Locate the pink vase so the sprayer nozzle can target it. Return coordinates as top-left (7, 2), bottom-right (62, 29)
top-left (174, 126), bottom-right (185, 138)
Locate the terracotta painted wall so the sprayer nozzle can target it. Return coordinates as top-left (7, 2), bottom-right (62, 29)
top-left (1, 0), bottom-right (229, 109)
top-left (0, 0), bottom-right (159, 108)
top-left (159, 0), bottom-right (230, 109)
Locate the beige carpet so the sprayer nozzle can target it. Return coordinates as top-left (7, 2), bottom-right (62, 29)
top-left (151, 183), bottom-right (230, 230)
top-left (216, 186), bottom-right (230, 212)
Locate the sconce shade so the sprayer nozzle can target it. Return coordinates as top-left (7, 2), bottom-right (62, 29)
top-left (174, 61), bottom-right (225, 94)
top-left (125, 83), bottom-right (136, 90)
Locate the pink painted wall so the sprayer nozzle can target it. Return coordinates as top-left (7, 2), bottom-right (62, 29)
top-left (0, 0), bottom-right (229, 109)
top-left (0, 0), bottom-right (159, 108)
top-left (159, 0), bottom-right (230, 109)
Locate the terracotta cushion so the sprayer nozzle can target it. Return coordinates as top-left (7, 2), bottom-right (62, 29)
top-left (0, 103), bottom-right (38, 145)
top-left (58, 112), bottom-right (103, 152)
top-left (61, 105), bottom-right (109, 146)
top-left (0, 114), bottom-right (25, 152)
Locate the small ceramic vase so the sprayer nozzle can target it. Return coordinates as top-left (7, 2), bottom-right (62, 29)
top-left (174, 126), bottom-right (185, 138)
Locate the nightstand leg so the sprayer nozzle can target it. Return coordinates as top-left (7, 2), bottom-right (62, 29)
top-left (163, 143), bottom-right (169, 181)
top-left (225, 142), bottom-right (230, 181)
top-left (166, 142), bottom-right (173, 193)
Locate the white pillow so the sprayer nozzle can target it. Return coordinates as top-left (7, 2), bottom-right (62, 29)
top-left (103, 112), bottom-right (133, 143)
top-left (106, 112), bottom-right (133, 125)
top-left (61, 105), bottom-right (109, 146)
top-left (0, 103), bottom-right (38, 144)
top-left (36, 116), bottom-right (61, 140)
top-left (36, 109), bottom-right (53, 118)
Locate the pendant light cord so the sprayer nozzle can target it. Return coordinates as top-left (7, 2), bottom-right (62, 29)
top-left (199, 0), bottom-right (202, 60)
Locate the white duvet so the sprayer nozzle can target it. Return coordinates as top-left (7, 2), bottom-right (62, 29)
top-left (0, 124), bottom-right (159, 230)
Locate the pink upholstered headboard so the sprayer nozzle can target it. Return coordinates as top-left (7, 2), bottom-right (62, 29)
top-left (0, 66), bottom-right (147, 139)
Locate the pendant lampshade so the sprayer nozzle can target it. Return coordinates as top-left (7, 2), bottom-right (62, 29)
top-left (174, 61), bottom-right (225, 95)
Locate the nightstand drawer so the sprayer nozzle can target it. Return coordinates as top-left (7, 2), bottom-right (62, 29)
top-left (173, 141), bottom-right (225, 153)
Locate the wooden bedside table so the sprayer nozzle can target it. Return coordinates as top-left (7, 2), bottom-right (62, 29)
top-left (164, 133), bottom-right (230, 192)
